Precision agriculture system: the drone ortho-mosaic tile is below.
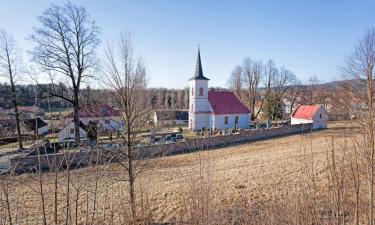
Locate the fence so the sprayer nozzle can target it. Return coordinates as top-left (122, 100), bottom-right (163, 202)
top-left (10, 123), bottom-right (313, 172)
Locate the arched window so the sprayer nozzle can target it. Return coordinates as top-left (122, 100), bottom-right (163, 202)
top-left (199, 87), bottom-right (204, 96)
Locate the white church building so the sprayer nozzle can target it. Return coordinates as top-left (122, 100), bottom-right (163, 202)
top-left (188, 49), bottom-right (250, 131)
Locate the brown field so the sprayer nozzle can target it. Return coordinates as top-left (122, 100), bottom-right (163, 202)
top-left (1, 121), bottom-right (355, 224)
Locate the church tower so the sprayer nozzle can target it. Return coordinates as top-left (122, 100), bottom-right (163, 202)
top-left (188, 48), bottom-right (211, 130)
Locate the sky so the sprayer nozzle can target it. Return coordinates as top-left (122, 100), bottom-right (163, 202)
top-left (0, 0), bottom-right (374, 88)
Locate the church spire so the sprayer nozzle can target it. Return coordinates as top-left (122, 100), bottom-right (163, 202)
top-left (189, 47), bottom-right (209, 80)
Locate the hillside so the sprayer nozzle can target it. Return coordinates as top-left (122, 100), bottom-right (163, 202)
top-left (3, 121), bottom-right (352, 224)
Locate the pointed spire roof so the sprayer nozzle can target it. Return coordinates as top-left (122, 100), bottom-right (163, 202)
top-left (189, 47), bottom-right (209, 80)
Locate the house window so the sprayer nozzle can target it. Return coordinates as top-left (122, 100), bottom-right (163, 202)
top-left (235, 116), bottom-right (239, 124)
top-left (192, 87), bottom-right (194, 96)
top-left (199, 87), bottom-right (203, 96)
top-left (320, 113), bottom-right (322, 119)
top-left (224, 116), bottom-right (229, 125)
top-left (70, 128), bottom-right (74, 134)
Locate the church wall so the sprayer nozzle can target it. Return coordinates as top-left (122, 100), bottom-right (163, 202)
top-left (213, 114), bottom-right (250, 130)
top-left (192, 113), bottom-right (211, 130)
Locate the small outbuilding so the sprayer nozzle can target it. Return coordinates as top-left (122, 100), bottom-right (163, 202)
top-left (58, 104), bottom-right (123, 142)
top-left (22, 118), bottom-right (49, 135)
top-left (290, 105), bottom-right (328, 129)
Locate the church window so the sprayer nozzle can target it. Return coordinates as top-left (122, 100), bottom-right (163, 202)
top-left (224, 116), bottom-right (229, 125)
top-left (199, 87), bottom-right (203, 96)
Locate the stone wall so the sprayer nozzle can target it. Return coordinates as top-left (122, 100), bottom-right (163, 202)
top-left (10, 123), bottom-right (313, 172)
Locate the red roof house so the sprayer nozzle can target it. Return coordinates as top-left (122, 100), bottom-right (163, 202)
top-left (291, 105), bottom-right (328, 129)
top-left (67, 104), bottom-right (120, 118)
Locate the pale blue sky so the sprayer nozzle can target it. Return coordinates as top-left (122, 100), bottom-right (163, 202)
top-left (0, 0), bottom-right (374, 88)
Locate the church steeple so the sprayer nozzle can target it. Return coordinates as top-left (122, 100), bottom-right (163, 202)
top-left (189, 47), bottom-right (209, 80)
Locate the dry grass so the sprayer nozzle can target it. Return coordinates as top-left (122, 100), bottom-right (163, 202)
top-left (0, 121), bottom-right (356, 224)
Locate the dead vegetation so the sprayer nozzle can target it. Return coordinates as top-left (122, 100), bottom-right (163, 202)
top-left (0, 121), bottom-right (370, 224)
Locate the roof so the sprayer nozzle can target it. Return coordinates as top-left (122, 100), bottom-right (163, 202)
top-left (155, 110), bottom-right (188, 121)
top-left (67, 104), bottom-right (120, 118)
top-left (17, 106), bottom-right (44, 113)
top-left (208, 91), bottom-right (250, 115)
top-left (23, 118), bottom-right (48, 130)
top-left (291, 105), bottom-right (321, 120)
top-left (189, 48), bottom-right (209, 81)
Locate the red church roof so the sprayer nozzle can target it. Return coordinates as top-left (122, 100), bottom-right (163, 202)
top-left (291, 105), bottom-right (320, 120)
top-left (67, 104), bottom-right (120, 118)
top-left (208, 91), bottom-right (250, 115)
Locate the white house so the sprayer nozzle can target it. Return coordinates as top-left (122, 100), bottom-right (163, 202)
top-left (58, 121), bottom-right (87, 141)
top-left (290, 105), bottom-right (328, 129)
top-left (58, 104), bottom-right (123, 141)
top-left (188, 48), bottom-right (250, 131)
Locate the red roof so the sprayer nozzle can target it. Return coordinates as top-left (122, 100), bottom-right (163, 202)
top-left (208, 91), bottom-right (250, 115)
top-left (291, 105), bottom-right (320, 120)
top-left (67, 104), bottom-right (120, 118)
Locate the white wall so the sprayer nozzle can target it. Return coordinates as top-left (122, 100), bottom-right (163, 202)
top-left (37, 126), bottom-right (48, 135)
top-left (58, 122), bottom-right (87, 142)
top-left (213, 114), bottom-right (250, 130)
top-left (190, 113), bottom-right (211, 130)
top-left (189, 79), bottom-right (211, 130)
top-left (291, 118), bottom-right (313, 125)
top-left (311, 107), bottom-right (328, 129)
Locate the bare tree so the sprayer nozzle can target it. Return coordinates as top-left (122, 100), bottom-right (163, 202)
top-left (30, 2), bottom-right (100, 141)
top-left (263, 61), bottom-right (296, 120)
top-left (284, 79), bottom-right (302, 113)
top-left (307, 75), bottom-right (320, 104)
top-left (102, 32), bottom-right (150, 221)
top-left (228, 58), bottom-right (263, 120)
top-left (228, 65), bottom-right (243, 99)
top-left (0, 29), bottom-right (24, 150)
top-left (242, 58), bottom-right (263, 120)
top-left (342, 28), bottom-right (375, 225)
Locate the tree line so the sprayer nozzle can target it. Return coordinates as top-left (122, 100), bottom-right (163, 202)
top-left (0, 83), bottom-right (191, 111)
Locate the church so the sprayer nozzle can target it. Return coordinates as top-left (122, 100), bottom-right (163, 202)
top-left (188, 49), bottom-right (251, 131)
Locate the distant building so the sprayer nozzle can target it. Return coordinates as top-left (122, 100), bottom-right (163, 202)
top-left (15, 106), bottom-right (45, 119)
top-left (22, 118), bottom-right (49, 135)
top-left (0, 111), bottom-right (14, 135)
top-left (188, 48), bottom-right (250, 131)
top-left (290, 105), bottom-right (328, 129)
top-left (58, 104), bottom-right (123, 141)
top-left (253, 100), bottom-right (264, 120)
top-left (153, 110), bottom-right (188, 126)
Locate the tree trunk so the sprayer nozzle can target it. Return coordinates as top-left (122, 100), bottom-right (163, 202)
top-left (73, 92), bottom-right (80, 142)
top-left (10, 80), bottom-right (23, 150)
top-left (127, 142), bottom-right (136, 222)
top-left (368, 69), bottom-right (374, 225)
